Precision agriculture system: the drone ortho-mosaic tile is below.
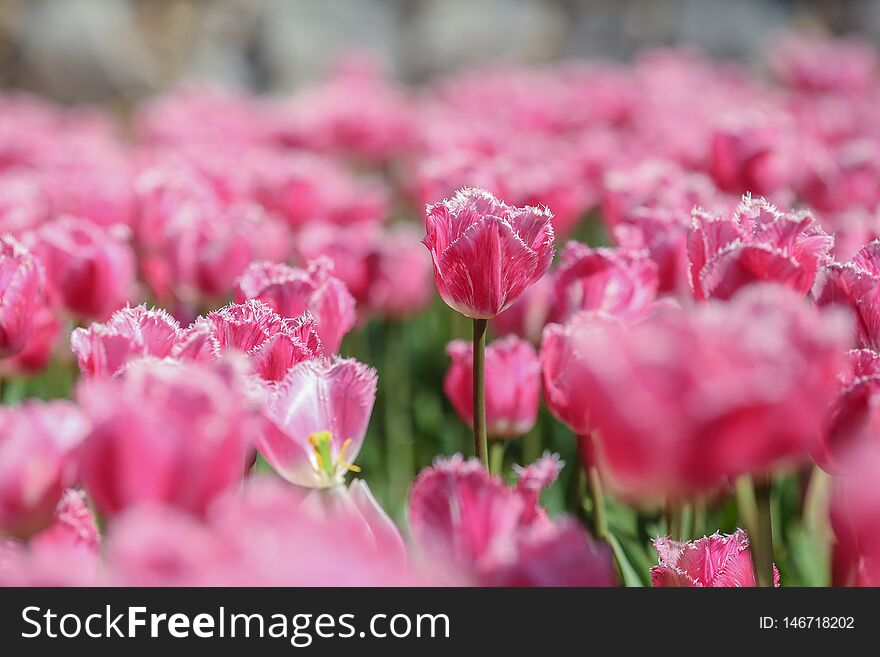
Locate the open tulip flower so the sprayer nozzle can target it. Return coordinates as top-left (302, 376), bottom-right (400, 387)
top-left (259, 357), bottom-right (378, 489)
top-left (688, 195), bottom-right (833, 301)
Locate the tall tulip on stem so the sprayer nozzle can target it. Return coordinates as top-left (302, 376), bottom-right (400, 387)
top-left (424, 188), bottom-right (554, 466)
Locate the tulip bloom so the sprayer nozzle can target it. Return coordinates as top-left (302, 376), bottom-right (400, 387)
top-left (493, 274), bottom-right (554, 345)
top-left (817, 350), bottom-right (880, 473)
top-left (552, 242), bottom-right (660, 323)
top-left (444, 336), bottom-right (540, 438)
top-left (651, 530), bottom-right (771, 587)
top-left (260, 357), bottom-right (378, 488)
top-left (408, 454), bottom-right (616, 586)
top-left (175, 300), bottom-right (323, 382)
top-left (364, 225), bottom-right (434, 319)
top-left (71, 304), bottom-right (182, 377)
top-left (423, 187), bottom-right (555, 319)
top-left (0, 234), bottom-right (44, 357)
top-left (29, 216), bottom-right (136, 319)
top-left (235, 258), bottom-right (355, 353)
top-left (688, 196), bottom-right (832, 301)
top-left (76, 358), bottom-right (257, 518)
top-left (814, 241), bottom-right (880, 350)
top-left (553, 285), bottom-right (849, 499)
top-left (831, 449), bottom-right (880, 586)
top-left (0, 401), bottom-right (88, 538)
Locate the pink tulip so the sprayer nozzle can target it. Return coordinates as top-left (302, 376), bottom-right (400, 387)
top-left (444, 336), bottom-right (540, 438)
top-left (0, 489), bottom-right (100, 586)
top-left (423, 188), bottom-right (555, 319)
top-left (817, 349), bottom-right (880, 473)
top-left (0, 401), bottom-right (88, 538)
top-left (552, 285), bottom-right (849, 498)
top-left (260, 357), bottom-right (377, 488)
top-left (235, 258), bottom-right (355, 353)
top-left (831, 448), bottom-right (880, 586)
top-left (814, 241), bottom-right (880, 351)
top-left (176, 300), bottom-right (323, 382)
top-left (29, 489), bottom-right (100, 558)
top-left (651, 530), bottom-right (768, 587)
top-left (688, 196), bottom-right (833, 301)
top-left (408, 454), bottom-right (615, 586)
top-left (29, 216), bottom-right (135, 319)
top-left (0, 234), bottom-right (44, 357)
top-left (0, 303), bottom-right (61, 375)
top-left (71, 304), bottom-right (182, 377)
top-left (76, 357), bottom-right (257, 518)
top-left (541, 311), bottom-right (622, 437)
top-left (552, 242), bottom-right (660, 323)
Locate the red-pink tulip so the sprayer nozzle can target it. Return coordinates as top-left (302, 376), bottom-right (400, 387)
top-left (814, 241), bottom-right (880, 351)
top-left (688, 196), bottom-right (832, 301)
top-left (76, 358), bottom-right (257, 518)
top-left (651, 530), bottom-right (765, 587)
top-left (817, 349), bottom-right (880, 473)
top-left (0, 303), bottom-right (61, 375)
top-left (423, 188), bottom-right (555, 318)
top-left (71, 304), bottom-right (182, 377)
top-left (0, 401), bottom-right (88, 538)
top-left (29, 216), bottom-right (135, 319)
top-left (234, 258), bottom-right (355, 353)
top-left (408, 454), bottom-right (615, 586)
top-left (541, 311), bottom-right (622, 437)
top-left (830, 448), bottom-right (880, 586)
top-left (176, 300), bottom-right (323, 382)
top-left (554, 285), bottom-right (849, 498)
top-left (0, 234), bottom-right (44, 357)
top-left (552, 242), bottom-right (660, 323)
top-left (444, 336), bottom-right (540, 438)
top-left (260, 357), bottom-right (377, 488)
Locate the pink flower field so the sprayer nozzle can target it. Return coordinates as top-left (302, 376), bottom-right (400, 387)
top-left (3, 26), bottom-right (880, 588)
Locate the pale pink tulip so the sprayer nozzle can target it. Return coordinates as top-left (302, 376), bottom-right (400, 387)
top-left (260, 357), bottom-right (377, 488)
top-left (651, 530), bottom-right (766, 587)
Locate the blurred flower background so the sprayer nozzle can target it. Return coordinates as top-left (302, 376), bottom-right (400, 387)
top-left (4, 0), bottom-right (880, 587)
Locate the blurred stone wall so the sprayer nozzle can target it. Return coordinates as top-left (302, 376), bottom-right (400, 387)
top-left (0, 0), bottom-right (877, 102)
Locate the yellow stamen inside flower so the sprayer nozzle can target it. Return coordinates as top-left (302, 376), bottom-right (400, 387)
top-left (307, 431), bottom-right (361, 479)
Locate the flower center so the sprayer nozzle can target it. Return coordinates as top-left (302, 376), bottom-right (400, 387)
top-left (307, 431), bottom-right (361, 481)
